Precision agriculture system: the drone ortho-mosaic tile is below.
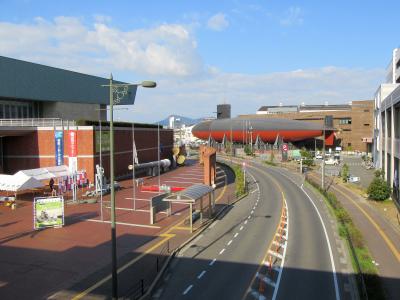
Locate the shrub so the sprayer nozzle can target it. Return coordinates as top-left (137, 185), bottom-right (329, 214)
top-left (367, 177), bottom-right (391, 201)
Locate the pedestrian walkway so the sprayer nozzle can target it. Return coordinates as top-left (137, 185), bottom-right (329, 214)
top-left (0, 161), bottom-right (235, 300)
top-left (307, 171), bottom-right (400, 300)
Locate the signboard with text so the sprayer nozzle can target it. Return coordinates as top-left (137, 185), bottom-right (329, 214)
top-left (54, 130), bottom-right (64, 166)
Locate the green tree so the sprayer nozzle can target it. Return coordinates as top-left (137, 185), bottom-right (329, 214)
top-left (300, 149), bottom-right (314, 166)
top-left (367, 170), bottom-right (391, 201)
top-left (341, 163), bottom-right (349, 183)
top-left (244, 144), bottom-right (253, 156)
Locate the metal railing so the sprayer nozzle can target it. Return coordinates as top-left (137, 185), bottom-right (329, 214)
top-left (0, 118), bottom-right (75, 127)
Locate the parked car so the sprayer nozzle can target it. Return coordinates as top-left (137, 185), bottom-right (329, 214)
top-left (348, 175), bottom-right (360, 183)
top-left (315, 153), bottom-right (323, 159)
top-left (324, 158), bottom-right (339, 165)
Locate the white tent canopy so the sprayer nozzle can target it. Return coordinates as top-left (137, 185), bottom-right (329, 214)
top-left (0, 165), bottom-right (70, 192)
top-left (16, 165), bottom-right (71, 181)
top-left (0, 172), bottom-right (44, 192)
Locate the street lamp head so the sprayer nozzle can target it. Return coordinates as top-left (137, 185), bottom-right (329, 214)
top-left (141, 81), bottom-right (157, 88)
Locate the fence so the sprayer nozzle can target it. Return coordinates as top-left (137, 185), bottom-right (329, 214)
top-left (0, 118), bottom-right (75, 127)
top-left (124, 241), bottom-right (171, 299)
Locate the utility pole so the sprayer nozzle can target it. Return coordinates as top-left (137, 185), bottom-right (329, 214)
top-left (109, 74), bottom-right (118, 299)
top-left (321, 122), bottom-right (326, 190)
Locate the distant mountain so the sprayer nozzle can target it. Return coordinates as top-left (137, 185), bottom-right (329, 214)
top-left (157, 115), bottom-right (203, 127)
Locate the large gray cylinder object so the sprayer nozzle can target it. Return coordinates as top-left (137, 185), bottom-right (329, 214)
top-left (217, 104), bottom-right (231, 119)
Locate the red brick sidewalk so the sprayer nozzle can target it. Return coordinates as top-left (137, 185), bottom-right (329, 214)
top-left (0, 161), bottom-right (235, 299)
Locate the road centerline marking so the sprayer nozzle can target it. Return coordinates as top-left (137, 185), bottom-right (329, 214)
top-left (182, 284), bottom-right (193, 295)
top-left (197, 270), bottom-right (206, 279)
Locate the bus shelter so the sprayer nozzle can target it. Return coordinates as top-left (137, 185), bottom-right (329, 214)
top-left (163, 184), bottom-right (215, 233)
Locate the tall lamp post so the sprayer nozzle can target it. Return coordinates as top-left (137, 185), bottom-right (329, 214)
top-left (104, 75), bottom-right (156, 299)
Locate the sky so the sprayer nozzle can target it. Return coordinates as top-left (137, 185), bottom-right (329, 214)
top-left (0, 0), bottom-right (398, 122)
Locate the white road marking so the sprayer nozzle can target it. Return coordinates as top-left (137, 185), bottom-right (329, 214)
top-left (240, 226), bottom-right (244, 230)
top-left (209, 258), bottom-right (217, 266)
top-left (234, 232), bottom-right (239, 238)
top-left (268, 250), bottom-right (283, 259)
top-left (244, 220), bottom-right (248, 224)
top-left (227, 240), bottom-right (233, 246)
top-left (257, 273), bottom-right (276, 287)
top-left (86, 219), bottom-right (160, 229)
top-left (248, 216), bottom-right (251, 219)
top-left (272, 201), bottom-right (289, 300)
top-left (182, 284), bottom-right (193, 295)
top-left (274, 168), bottom-right (340, 300)
top-left (197, 270), bottom-right (206, 279)
top-left (251, 210), bottom-right (254, 214)
top-left (219, 248), bottom-right (225, 255)
top-left (251, 289), bottom-right (267, 300)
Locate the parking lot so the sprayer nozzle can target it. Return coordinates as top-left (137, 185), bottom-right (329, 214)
top-left (315, 154), bottom-right (375, 189)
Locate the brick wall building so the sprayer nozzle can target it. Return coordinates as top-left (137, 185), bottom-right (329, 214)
top-left (239, 100), bottom-right (374, 152)
top-left (2, 123), bottom-right (173, 183)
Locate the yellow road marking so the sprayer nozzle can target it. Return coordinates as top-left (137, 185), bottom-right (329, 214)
top-left (331, 184), bottom-right (400, 263)
top-left (173, 226), bottom-right (192, 231)
top-left (72, 164), bottom-right (229, 299)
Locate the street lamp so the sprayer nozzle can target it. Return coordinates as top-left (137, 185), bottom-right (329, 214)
top-left (103, 75), bottom-right (156, 299)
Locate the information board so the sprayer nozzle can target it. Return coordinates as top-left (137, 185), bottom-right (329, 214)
top-left (34, 196), bottom-right (64, 229)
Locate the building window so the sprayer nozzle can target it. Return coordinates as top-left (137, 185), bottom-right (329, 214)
top-left (348, 143), bottom-right (352, 147)
top-left (342, 129), bottom-right (352, 131)
top-left (364, 124), bottom-right (370, 126)
top-left (339, 118), bottom-right (352, 125)
top-left (364, 109), bottom-right (370, 112)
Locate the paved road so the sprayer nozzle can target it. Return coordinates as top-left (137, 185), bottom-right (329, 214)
top-left (155, 159), bottom-right (349, 300)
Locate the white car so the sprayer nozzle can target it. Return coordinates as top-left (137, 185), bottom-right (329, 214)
top-left (324, 158), bottom-right (339, 165)
top-left (315, 154), bottom-right (323, 159)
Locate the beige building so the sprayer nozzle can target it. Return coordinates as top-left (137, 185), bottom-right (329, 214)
top-left (239, 100), bottom-right (374, 152)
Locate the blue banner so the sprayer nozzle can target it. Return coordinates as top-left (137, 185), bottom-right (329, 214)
top-left (54, 131), bottom-right (64, 166)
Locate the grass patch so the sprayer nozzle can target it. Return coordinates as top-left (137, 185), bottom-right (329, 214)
top-left (232, 164), bottom-right (246, 197)
top-left (263, 160), bottom-right (277, 167)
top-left (305, 177), bottom-right (385, 300)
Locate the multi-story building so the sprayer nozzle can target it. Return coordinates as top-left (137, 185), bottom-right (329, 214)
top-left (239, 100), bottom-right (374, 152)
top-left (0, 56), bottom-right (173, 182)
top-left (373, 48), bottom-right (400, 197)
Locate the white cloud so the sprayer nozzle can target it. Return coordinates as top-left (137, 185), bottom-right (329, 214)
top-left (280, 6), bottom-right (304, 26)
top-left (207, 13), bottom-right (229, 31)
top-left (0, 16), bottom-right (202, 77)
top-left (117, 66), bottom-right (384, 122)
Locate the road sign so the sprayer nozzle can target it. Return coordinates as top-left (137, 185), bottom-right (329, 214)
top-left (282, 144), bottom-right (288, 152)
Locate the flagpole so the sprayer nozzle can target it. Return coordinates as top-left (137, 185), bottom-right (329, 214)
top-left (132, 122), bottom-right (136, 211)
